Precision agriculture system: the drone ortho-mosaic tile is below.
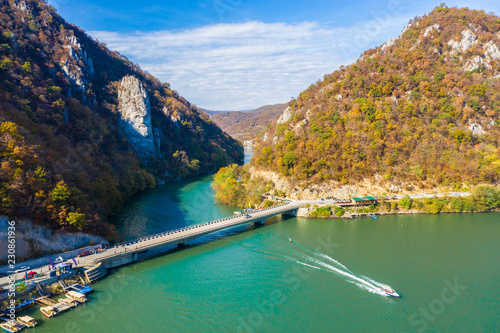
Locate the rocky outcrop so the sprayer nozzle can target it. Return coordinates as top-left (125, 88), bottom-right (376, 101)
top-left (459, 39), bottom-right (500, 72)
top-left (380, 37), bottom-right (397, 52)
top-left (0, 217), bottom-right (107, 262)
top-left (423, 24), bottom-right (440, 37)
top-left (60, 35), bottom-right (94, 93)
top-left (448, 29), bottom-right (478, 54)
top-left (463, 56), bottom-right (485, 72)
top-left (118, 76), bottom-right (158, 159)
top-left (484, 40), bottom-right (500, 60)
top-left (276, 106), bottom-right (294, 124)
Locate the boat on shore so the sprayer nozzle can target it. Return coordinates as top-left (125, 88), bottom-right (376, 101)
top-left (16, 315), bottom-right (37, 328)
top-left (0, 321), bottom-right (23, 333)
top-left (381, 288), bottom-right (400, 297)
top-left (370, 215), bottom-right (378, 219)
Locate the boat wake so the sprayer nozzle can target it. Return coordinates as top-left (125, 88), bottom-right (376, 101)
top-left (250, 234), bottom-right (397, 297)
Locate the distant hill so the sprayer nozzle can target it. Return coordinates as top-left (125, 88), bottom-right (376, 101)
top-left (252, 5), bottom-right (500, 194)
top-left (207, 104), bottom-right (287, 141)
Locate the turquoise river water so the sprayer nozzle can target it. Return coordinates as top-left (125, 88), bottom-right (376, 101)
top-left (18, 170), bottom-right (500, 332)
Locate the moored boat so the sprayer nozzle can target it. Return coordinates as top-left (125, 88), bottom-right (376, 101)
top-left (40, 305), bottom-right (58, 317)
top-left (59, 297), bottom-right (79, 307)
top-left (66, 291), bottom-right (87, 303)
top-left (16, 315), bottom-right (37, 328)
top-left (0, 321), bottom-right (23, 332)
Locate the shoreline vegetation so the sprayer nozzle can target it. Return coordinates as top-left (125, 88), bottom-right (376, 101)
top-left (212, 164), bottom-right (500, 218)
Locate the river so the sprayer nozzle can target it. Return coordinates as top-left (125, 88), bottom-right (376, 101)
top-left (19, 152), bottom-right (500, 332)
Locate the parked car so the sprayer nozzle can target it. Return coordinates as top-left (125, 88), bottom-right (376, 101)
top-left (77, 250), bottom-right (91, 257)
top-left (53, 256), bottom-right (64, 263)
top-left (245, 214), bottom-right (251, 218)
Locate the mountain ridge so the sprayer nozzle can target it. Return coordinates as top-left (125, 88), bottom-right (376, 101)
top-left (0, 0), bottom-right (243, 237)
top-left (250, 5), bottom-right (500, 198)
top-left (206, 103), bottom-right (287, 141)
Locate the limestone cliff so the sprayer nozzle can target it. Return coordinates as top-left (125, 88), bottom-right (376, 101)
top-left (118, 75), bottom-right (157, 158)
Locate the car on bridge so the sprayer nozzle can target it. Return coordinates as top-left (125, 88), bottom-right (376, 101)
top-left (54, 256), bottom-right (64, 263)
top-left (78, 250), bottom-right (91, 257)
top-left (245, 214), bottom-right (251, 218)
top-left (26, 271), bottom-right (38, 279)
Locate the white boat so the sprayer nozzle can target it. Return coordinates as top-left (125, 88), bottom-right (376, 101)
top-left (66, 290), bottom-right (87, 303)
top-left (233, 211), bottom-right (242, 215)
top-left (59, 297), bottom-right (79, 307)
top-left (17, 315), bottom-right (37, 328)
top-left (41, 305), bottom-right (59, 317)
top-left (381, 288), bottom-right (400, 298)
top-left (0, 322), bottom-right (23, 333)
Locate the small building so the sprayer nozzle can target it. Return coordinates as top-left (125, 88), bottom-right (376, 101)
top-left (351, 196), bottom-right (378, 206)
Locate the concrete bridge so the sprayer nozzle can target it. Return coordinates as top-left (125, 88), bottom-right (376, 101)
top-left (0, 201), bottom-right (302, 288)
top-left (89, 200), bottom-right (302, 270)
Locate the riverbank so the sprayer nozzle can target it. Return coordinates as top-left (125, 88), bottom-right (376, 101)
top-left (212, 164), bottom-right (500, 217)
top-left (2, 174), bottom-right (499, 332)
top-left (299, 188), bottom-right (500, 219)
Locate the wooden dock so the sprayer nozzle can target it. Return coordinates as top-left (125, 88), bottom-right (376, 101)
top-left (36, 296), bottom-right (73, 314)
top-left (36, 297), bottom-right (57, 306)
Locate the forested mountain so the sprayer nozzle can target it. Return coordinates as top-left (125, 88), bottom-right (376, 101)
top-left (207, 103), bottom-right (287, 141)
top-left (252, 5), bottom-right (500, 194)
top-left (0, 0), bottom-right (243, 237)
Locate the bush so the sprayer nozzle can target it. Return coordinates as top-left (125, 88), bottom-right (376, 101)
top-left (399, 195), bottom-right (412, 210)
top-left (310, 206), bottom-right (332, 218)
top-left (333, 206), bottom-right (345, 217)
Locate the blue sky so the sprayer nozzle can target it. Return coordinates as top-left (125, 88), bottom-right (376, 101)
top-left (49, 0), bottom-right (500, 110)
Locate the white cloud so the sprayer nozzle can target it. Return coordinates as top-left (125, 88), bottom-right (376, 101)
top-left (90, 17), bottom-right (409, 110)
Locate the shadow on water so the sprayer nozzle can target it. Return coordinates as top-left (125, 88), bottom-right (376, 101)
top-left (111, 190), bottom-right (291, 263)
top-left (112, 150), bottom-right (254, 243)
top-left (110, 175), bottom-right (236, 241)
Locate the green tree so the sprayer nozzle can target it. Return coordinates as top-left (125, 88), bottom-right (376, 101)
top-left (283, 152), bottom-right (297, 169)
top-left (333, 206), bottom-right (345, 217)
top-left (66, 212), bottom-right (86, 230)
top-left (399, 195), bottom-right (412, 210)
top-left (0, 58), bottom-right (12, 70)
top-left (35, 166), bottom-right (47, 180)
top-left (450, 197), bottom-right (463, 212)
top-left (21, 61), bottom-right (32, 74)
top-left (50, 181), bottom-right (70, 204)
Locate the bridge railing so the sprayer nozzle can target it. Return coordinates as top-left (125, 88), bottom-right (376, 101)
top-left (112, 200), bottom-right (293, 249)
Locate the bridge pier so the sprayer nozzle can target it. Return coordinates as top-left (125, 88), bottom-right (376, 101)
top-left (101, 253), bottom-right (137, 269)
top-left (283, 209), bottom-right (299, 217)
